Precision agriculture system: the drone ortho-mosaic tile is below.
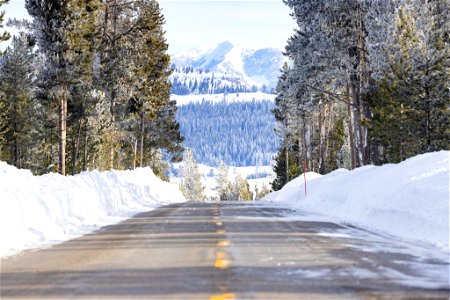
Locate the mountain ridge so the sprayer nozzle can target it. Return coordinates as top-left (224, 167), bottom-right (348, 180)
top-left (170, 41), bottom-right (285, 94)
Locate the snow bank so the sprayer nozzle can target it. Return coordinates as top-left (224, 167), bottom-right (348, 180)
top-left (262, 151), bottom-right (449, 254)
top-left (0, 164), bottom-right (186, 257)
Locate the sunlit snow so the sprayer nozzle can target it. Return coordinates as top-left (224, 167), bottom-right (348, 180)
top-left (262, 151), bottom-right (450, 255)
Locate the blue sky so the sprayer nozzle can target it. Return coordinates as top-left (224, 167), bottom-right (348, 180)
top-left (2, 0), bottom-right (297, 53)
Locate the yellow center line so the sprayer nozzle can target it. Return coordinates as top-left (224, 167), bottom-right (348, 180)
top-left (216, 221), bottom-right (223, 226)
top-left (216, 251), bottom-right (226, 259)
top-left (210, 293), bottom-right (236, 300)
top-left (217, 240), bottom-right (230, 247)
top-left (214, 259), bottom-right (230, 269)
top-left (216, 229), bottom-right (225, 235)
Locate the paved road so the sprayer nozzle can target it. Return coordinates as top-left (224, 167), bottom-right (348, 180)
top-left (1, 202), bottom-right (449, 299)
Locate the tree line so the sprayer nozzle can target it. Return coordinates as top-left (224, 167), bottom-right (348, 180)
top-left (177, 99), bottom-right (278, 167)
top-left (179, 148), bottom-right (271, 202)
top-left (170, 65), bottom-right (259, 95)
top-left (272, 0), bottom-right (449, 190)
top-left (0, 0), bottom-right (183, 177)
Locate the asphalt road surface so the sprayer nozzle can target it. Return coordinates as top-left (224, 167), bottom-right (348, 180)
top-left (1, 202), bottom-right (449, 299)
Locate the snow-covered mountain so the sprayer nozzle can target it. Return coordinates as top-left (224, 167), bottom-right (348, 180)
top-left (170, 41), bottom-right (285, 94)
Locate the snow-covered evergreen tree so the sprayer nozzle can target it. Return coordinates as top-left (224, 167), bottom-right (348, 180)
top-left (177, 99), bottom-right (277, 167)
top-left (215, 161), bottom-right (231, 201)
top-left (179, 148), bottom-right (205, 201)
top-left (233, 173), bottom-right (252, 201)
top-left (367, 1), bottom-right (449, 163)
top-left (273, 0), bottom-right (448, 190)
top-left (255, 183), bottom-right (271, 200)
top-left (0, 0), bottom-right (9, 54)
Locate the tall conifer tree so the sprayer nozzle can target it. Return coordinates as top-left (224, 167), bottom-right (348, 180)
top-left (0, 34), bottom-right (36, 168)
top-left (0, 0), bottom-right (10, 150)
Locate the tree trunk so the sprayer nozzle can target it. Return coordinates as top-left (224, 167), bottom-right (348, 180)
top-left (357, 3), bottom-right (370, 165)
top-left (302, 114), bottom-right (308, 171)
top-left (133, 139), bottom-right (137, 170)
top-left (82, 119), bottom-right (88, 171)
top-left (58, 91), bottom-right (68, 176)
top-left (71, 118), bottom-right (82, 175)
top-left (284, 136), bottom-right (289, 184)
top-left (318, 104), bottom-right (325, 174)
top-left (139, 111), bottom-right (145, 168)
top-left (347, 84), bottom-right (356, 169)
top-left (109, 91), bottom-right (116, 171)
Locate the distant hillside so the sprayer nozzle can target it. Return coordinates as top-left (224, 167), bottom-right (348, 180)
top-left (170, 41), bottom-right (285, 94)
top-left (176, 98), bottom-right (278, 167)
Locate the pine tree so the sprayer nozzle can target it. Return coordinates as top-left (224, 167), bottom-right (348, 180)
top-left (324, 116), bottom-right (346, 172)
top-left (0, 0), bottom-right (9, 53)
top-left (215, 161), bottom-right (231, 201)
top-left (65, 0), bottom-right (101, 175)
top-left (255, 183), bottom-right (271, 200)
top-left (367, 3), bottom-right (449, 163)
top-left (26, 0), bottom-right (75, 175)
top-left (0, 33), bottom-right (36, 168)
top-left (128, 0), bottom-right (179, 168)
top-left (179, 148), bottom-right (205, 201)
top-left (0, 0), bottom-right (10, 148)
top-left (271, 142), bottom-right (300, 191)
top-left (144, 100), bottom-right (184, 164)
top-left (234, 173), bottom-right (252, 201)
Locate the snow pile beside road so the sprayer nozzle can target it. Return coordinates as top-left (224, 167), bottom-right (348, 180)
top-left (0, 164), bottom-right (185, 257)
top-left (262, 151), bottom-right (449, 254)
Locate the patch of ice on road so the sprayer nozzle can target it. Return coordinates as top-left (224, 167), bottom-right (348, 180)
top-left (315, 232), bottom-right (352, 238)
top-left (378, 265), bottom-right (450, 290)
top-left (285, 268), bottom-right (332, 278)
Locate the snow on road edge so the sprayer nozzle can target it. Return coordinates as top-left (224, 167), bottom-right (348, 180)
top-left (0, 164), bottom-right (186, 258)
top-left (262, 151), bottom-right (450, 255)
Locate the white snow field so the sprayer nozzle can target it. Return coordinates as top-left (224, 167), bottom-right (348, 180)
top-left (0, 164), bottom-right (186, 257)
top-left (262, 151), bottom-right (450, 255)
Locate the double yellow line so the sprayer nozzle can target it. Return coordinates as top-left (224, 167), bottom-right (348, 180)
top-left (210, 205), bottom-right (235, 300)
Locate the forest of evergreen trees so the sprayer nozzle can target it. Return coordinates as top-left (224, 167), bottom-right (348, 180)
top-left (170, 65), bottom-right (260, 95)
top-left (0, 0), bottom-right (183, 178)
top-left (177, 99), bottom-right (278, 167)
top-left (272, 0), bottom-right (449, 190)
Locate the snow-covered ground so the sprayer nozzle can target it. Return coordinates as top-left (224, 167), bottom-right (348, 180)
top-left (0, 163), bottom-right (185, 258)
top-left (172, 91), bottom-right (275, 106)
top-left (2, 152), bottom-right (448, 259)
top-left (262, 151), bottom-right (450, 256)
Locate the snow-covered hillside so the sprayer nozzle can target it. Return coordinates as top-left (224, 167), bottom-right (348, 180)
top-left (175, 97), bottom-right (278, 167)
top-left (170, 41), bottom-right (285, 92)
top-left (262, 151), bottom-right (450, 255)
top-left (0, 163), bottom-right (186, 257)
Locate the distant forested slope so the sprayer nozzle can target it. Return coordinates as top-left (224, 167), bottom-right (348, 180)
top-left (176, 100), bottom-right (278, 167)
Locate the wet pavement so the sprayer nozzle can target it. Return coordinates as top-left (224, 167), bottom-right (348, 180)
top-left (1, 201), bottom-right (449, 299)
